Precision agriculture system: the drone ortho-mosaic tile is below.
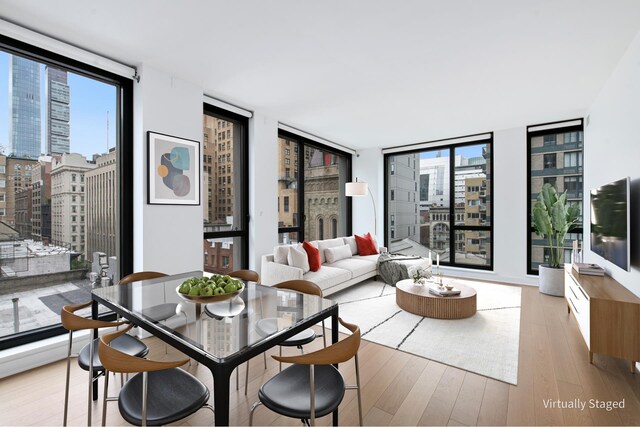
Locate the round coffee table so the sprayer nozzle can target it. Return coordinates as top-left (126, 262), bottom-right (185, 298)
top-left (396, 279), bottom-right (477, 319)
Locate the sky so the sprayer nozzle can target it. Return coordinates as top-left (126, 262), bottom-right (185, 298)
top-left (420, 144), bottom-right (484, 159)
top-left (0, 50), bottom-right (116, 159)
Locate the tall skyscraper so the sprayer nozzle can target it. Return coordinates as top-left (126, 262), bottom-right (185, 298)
top-left (9, 55), bottom-right (41, 159)
top-left (46, 66), bottom-right (70, 155)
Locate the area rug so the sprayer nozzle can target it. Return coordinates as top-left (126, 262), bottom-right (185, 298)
top-left (330, 278), bottom-right (521, 385)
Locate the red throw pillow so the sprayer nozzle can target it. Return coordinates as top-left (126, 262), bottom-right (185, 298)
top-left (302, 241), bottom-right (321, 272)
top-left (355, 233), bottom-right (379, 256)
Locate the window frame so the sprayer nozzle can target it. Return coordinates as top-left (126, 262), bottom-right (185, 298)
top-left (383, 132), bottom-right (494, 271)
top-left (277, 129), bottom-right (352, 242)
top-left (0, 34), bottom-right (134, 350)
top-left (526, 118), bottom-right (584, 275)
top-left (202, 103), bottom-right (250, 270)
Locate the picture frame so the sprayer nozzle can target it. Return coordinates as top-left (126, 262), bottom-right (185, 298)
top-left (147, 131), bottom-right (201, 205)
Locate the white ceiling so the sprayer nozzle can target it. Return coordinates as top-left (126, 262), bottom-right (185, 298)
top-left (1, 0), bottom-right (640, 150)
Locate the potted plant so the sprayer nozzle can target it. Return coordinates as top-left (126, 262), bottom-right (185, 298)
top-left (532, 183), bottom-right (581, 296)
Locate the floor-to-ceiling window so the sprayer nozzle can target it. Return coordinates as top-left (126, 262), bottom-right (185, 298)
top-left (202, 104), bottom-right (249, 273)
top-left (0, 35), bottom-right (133, 349)
top-left (384, 133), bottom-right (493, 270)
top-left (527, 119), bottom-right (583, 274)
top-left (277, 130), bottom-right (351, 244)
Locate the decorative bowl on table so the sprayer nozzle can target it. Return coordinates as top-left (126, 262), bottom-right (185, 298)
top-left (176, 275), bottom-right (244, 303)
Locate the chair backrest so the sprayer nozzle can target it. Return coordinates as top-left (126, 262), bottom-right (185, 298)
top-left (229, 269), bottom-right (260, 283)
top-left (61, 301), bottom-right (127, 332)
top-left (119, 271), bottom-right (168, 285)
top-left (98, 325), bottom-right (189, 374)
top-left (272, 318), bottom-right (360, 365)
top-left (274, 279), bottom-right (322, 297)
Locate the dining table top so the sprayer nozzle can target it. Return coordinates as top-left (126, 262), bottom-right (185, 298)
top-left (91, 271), bottom-right (338, 363)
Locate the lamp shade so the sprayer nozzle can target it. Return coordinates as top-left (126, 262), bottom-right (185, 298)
top-left (346, 181), bottom-right (368, 196)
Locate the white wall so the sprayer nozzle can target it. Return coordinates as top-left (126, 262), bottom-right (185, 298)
top-left (133, 65), bottom-right (204, 274)
top-left (249, 113), bottom-right (279, 271)
top-left (353, 128), bottom-right (538, 286)
top-left (583, 31), bottom-right (640, 297)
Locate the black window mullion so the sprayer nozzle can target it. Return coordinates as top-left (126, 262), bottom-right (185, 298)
top-left (448, 147), bottom-right (455, 266)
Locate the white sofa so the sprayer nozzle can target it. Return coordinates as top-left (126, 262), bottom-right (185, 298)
top-left (261, 236), bottom-right (386, 296)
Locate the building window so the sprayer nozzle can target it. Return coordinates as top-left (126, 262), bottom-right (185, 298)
top-left (332, 218), bottom-right (337, 239)
top-left (527, 119), bottom-right (583, 274)
top-left (385, 134), bottom-right (493, 270)
top-left (284, 196), bottom-right (289, 212)
top-left (543, 153), bottom-right (556, 169)
top-left (543, 135), bottom-right (556, 146)
top-left (202, 104), bottom-right (249, 274)
top-left (276, 132), bottom-right (352, 244)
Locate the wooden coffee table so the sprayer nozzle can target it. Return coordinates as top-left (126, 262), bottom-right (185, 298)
top-left (396, 279), bottom-right (477, 319)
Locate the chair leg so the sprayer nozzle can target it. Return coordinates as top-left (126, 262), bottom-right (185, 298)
top-left (141, 372), bottom-right (149, 427)
top-left (244, 359), bottom-right (250, 395)
top-left (63, 332), bottom-right (72, 426)
top-left (263, 351), bottom-right (267, 369)
top-left (355, 353), bottom-right (363, 426)
top-left (101, 369), bottom-right (109, 426)
top-left (248, 401), bottom-right (263, 426)
top-left (279, 346), bottom-right (282, 372)
top-left (236, 366), bottom-right (239, 391)
top-left (309, 364), bottom-right (316, 426)
top-left (87, 336), bottom-right (95, 426)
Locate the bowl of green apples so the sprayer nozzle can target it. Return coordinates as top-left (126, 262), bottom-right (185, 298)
top-left (176, 274), bottom-right (244, 303)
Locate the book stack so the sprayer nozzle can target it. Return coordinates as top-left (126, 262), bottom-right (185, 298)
top-left (429, 284), bottom-right (461, 297)
top-left (572, 262), bottom-right (605, 276)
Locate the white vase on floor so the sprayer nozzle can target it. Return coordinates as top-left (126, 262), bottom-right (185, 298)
top-left (538, 264), bottom-right (564, 296)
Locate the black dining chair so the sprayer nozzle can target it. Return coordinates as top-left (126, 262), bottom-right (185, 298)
top-left (60, 302), bottom-right (149, 426)
top-left (249, 317), bottom-right (363, 426)
top-left (244, 279), bottom-right (327, 396)
top-left (98, 324), bottom-right (214, 426)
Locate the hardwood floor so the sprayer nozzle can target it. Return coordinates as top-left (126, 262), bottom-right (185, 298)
top-left (1, 285), bottom-right (639, 426)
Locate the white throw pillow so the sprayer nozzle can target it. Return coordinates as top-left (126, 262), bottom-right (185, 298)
top-left (287, 245), bottom-right (310, 273)
top-left (273, 245), bottom-right (291, 265)
top-left (317, 238), bottom-right (346, 263)
top-left (343, 236), bottom-right (358, 255)
top-left (325, 244), bottom-right (352, 264)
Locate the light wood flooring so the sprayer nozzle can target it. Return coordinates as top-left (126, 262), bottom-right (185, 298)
top-left (1, 285), bottom-right (640, 426)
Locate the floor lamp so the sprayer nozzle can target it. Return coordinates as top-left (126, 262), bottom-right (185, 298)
top-left (346, 178), bottom-right (377, 237)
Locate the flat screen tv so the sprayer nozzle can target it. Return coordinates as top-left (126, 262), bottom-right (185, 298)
top-left (590, 177), bottom-right (630, 271)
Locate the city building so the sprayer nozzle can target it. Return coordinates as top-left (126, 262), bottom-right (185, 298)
top-left (3, 156), bottom-right (37, 228)
top-left (388, 153), bottom-right (420, 251)
top-left (203, 238), bottom-right (233, 275)
top-left (45, 66), bottom-right (70, 155)
top-left (419, 152), bottom-right (449, 208)
top-left (14, 186), bottom-right (32, 239)
top-left (529, 130), bottom-right (584, 269)
top-left (85, 149), bottom-right (116, 261)
top-left (9, 55), bottom-right (41, 159)
top-left (303, 148), bottom-right (344, 241)
top-left (31, 157), bottom-right (53, 242)
top-left (202, 115), bottom-right (236, 230)
top-left (277, 136), bottom-right (298, 232)
top-left (51, 153), bottom-right (95, 254)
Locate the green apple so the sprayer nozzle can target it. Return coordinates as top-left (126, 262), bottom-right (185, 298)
top-left (178, 282), bottom-right (191, 294)
top-left (188, 286), bottom-right (200, 296)
top-left (224, 283), bottom-right (238, 294)
top-left (213, 287), bottom-right (225, 296)
top-left (200, 286), bottom-right (213, 296)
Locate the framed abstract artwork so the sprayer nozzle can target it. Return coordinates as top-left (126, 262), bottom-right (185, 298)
top-left (147, 131), bottom-right (201, 205)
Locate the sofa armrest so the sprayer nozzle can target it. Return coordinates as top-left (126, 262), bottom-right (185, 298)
top-left (261, 255), bottom-right (303, 285)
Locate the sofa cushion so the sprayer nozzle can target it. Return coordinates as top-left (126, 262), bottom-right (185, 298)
top-left (287, 245), bottom-right (310, 273)
top-left (302, 241), bottom-right (321, 272)
top-left (355, 233), bottom-right (379, 256)
top-left (317, 238), bottom-right (346, 263)
top-left (353, 254), bottom-right (381, 263)
top-left (325, 244), bottom-right (352, 264)
top-left (343, 236), bottom-right (358, 256)
top-left (303, 266), bottom-right (352, 291)
top-left (326, 258), bottom-right (376, 278)
top-left (274, 244), bottom-right (295, 265)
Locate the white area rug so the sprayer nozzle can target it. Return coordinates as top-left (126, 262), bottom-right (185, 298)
top-left (331, 278), bottom-right (521, 385)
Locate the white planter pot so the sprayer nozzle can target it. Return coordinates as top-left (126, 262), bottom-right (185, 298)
top-left (539, 264), bottom-right (564, 296)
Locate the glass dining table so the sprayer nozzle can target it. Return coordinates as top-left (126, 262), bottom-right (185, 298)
top-left (91, 271), bottom-right (340, 426)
